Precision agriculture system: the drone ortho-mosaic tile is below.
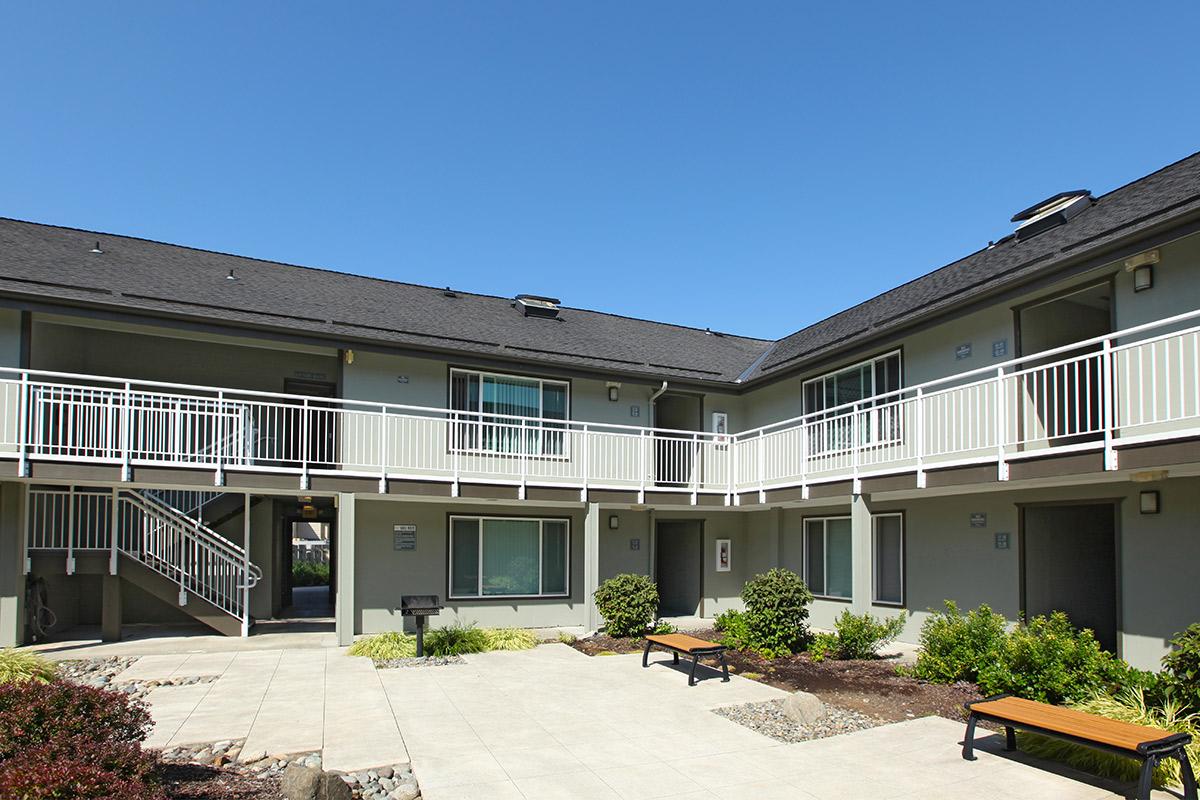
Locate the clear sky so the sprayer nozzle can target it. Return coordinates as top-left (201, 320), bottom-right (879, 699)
top-left (2, 2), bottom-right (1198, 340)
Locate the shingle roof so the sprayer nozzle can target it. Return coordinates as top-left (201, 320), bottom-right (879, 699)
top-left (0, 219), bottom-right (771, 384)
top-left (749, 150), bottom-right (1200, 379)
top-left (1, 150), bottom-right (1199, 389)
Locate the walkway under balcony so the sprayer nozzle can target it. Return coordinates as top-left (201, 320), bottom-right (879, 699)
top-left (1, 309), bottom-right (1198, 505)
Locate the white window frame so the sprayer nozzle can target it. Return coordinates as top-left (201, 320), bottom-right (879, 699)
top-left (871, 512), bottom-right (905, 607)
top-left (801, 350), bottom-right (903, 454)
top-left (448, 515), bottom-right (571, 600)
top-left (448, 368), bottom-right (571, 459)
top-left (802, 515), bottom-right (852, 601)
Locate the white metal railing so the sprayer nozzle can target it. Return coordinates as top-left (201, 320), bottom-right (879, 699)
top-left (2, 309), bottom-right (1199, 502)
top-left (25, 486), bottom-right (260, 631)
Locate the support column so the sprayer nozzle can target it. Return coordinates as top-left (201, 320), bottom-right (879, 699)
top-left (335, 493), bottom-right (356, 647)
top-left (850, 493), bottom-right (873, 614)
top-left (583, 503), bottom-right (601, 632)
top-left (0, 483), bottom-right (27, 647)
top-left (769, 506), bottom-right (783, 569)
top-left (101, 574), bottom-right (122, 642)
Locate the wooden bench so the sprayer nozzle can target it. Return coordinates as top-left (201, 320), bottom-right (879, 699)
top-left (963, 695), bottom-right (1196, 800)
top-left (642, 633), bottom-right (730, 686)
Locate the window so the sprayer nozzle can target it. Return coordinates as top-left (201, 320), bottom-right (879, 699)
top-left (449, 369), bottom-right (569, 456)
top-left (802, 351), bottom-right (902, 453)
top-left (803, 516), bottom-right (852, 600)
top-left (872, 513), bottom-right (904, 605)
top-left (449, 516), bottom-right (569, 598)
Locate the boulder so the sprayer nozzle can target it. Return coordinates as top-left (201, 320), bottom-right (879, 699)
top-left (390, 782), bottom-right (420, 800)
top-left (321, 772), bottom-right (354, 800)
top-left (782, 691), bottom-right (826, 725)
top-left (282, 764), bottom-right (322, 800)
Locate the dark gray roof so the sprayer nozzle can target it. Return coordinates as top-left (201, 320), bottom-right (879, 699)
top-left (0, 218), bottom-right (771, 384)
top-left (750, 150), bottom-right (1200, 379)
top-left (1, 150), bottom-right (1199, 389)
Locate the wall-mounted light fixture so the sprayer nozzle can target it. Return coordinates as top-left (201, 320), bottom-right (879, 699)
top-left (343, 349), bottom-right (355, 365)
top-left (1139, 490), bottom-right (1160, 514)
top-left (606, 382), bottom-right (621, 402)
top-left (608, 514), bottom-right (620, 530)
top-left (1125, 249), bottom-right (1159, 293)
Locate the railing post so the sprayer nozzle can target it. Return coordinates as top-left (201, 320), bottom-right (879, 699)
top-left (378, 407), bottom-right (388, 494)
top-left (851, 402), bottom-right (861, 495)
top-left (121, 382), bottom-right (133, 482)
top-left (757, 429), bottom-right (766, 504)
top-left (300, 397), bottom-right (311, 491)
top-left (638, 428), bottom-right (647, 504)
top-left (241, 492), bottom-right (250, 638)
top-left (914, 387), bottom-right (926, 489)
top-left (451, 412), bottom-right (460, 497)
top-left (580, 423), bottom-right (589, 503)
top-left (995, 367), bottom-right (1009, 481)
top-left (800, 422), bottom-right (810, 500)
top-left (214, 390), bottom-right (225, 487)
top-left (690, 432), bottom-right (699, 505)
top-left (16, 372), bottom-right (29, 477)
top-left (518, 418), bottom-right (528, 500)
top-left (1101, 338), bottom-right (1118, 470)
top-left (109, 487), bottom-right (119, 575)
top-left (727, 433), bottom-right (735, 506)
top-left (66, 485), bottom-right (75, 575)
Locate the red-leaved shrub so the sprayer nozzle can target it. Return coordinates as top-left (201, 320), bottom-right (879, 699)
top-left (0, 679), bottom-right (166, 799)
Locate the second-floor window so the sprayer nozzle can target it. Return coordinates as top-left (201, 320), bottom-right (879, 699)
top-left (802, 351), bottom-right (902, 453)
top-left (449, 368), bottom-right (569, 456)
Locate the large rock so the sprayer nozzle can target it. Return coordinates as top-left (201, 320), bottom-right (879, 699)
top-left (321, 773), bottom-right (354, 800)
top-left (282, 765), bottom-right (353, 800)
top-left (782, 691), bottom-right (826, 725)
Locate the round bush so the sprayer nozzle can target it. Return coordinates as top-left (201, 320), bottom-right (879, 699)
top-left (740, 568), bottom-right (813, 657)
top-left (594, 574), bottom-right (659, 637)
top-left (1161, 623), bottom-right (1200, 713)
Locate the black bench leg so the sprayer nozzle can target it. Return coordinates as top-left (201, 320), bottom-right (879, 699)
top-left (672, 652), bottom-right (679, 665)
top-left (1137, 755), bottom-right (1158, 800)
top-left (642, 639), bottom-right (652, 668)
top-left (1178, 746), bottom-right (1198, 800)
top-left (962, 713), bottom-right (979, 761)
top-left (688, 655), bottom-right (699, 686)
top-left (1005, 726), bottom-right (1017, 752)
top-left (719, 651), bottom-right (730, 682)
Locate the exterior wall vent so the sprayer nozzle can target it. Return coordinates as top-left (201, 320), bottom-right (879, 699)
top-left (1011, 190), bottom-right (1093, 241)
top-left (514, 294), bottom-right (561, 319)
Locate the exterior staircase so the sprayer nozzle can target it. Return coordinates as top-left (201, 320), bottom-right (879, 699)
top-left (25, 486), bottom-right (261, 636)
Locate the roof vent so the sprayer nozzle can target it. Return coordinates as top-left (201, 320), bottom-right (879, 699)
top-left (442, 287), bottom-right (458, 298)
top-left (1011, 190), bottom-right (1092, 241)
top-left (514, 294), bottom-right (561, 319)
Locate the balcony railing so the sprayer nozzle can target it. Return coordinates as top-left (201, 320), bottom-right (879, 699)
top-left (1, 308), bottom-right (1198, 502)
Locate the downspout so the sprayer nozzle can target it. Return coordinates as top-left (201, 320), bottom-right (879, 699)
top-left (648, 381), bottom-right (668, 427)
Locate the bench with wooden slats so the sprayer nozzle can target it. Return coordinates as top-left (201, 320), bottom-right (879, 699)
top-left (963, 695), bottom-right (1196, 800)
top-left (642, 633), bottom-right (729, 686)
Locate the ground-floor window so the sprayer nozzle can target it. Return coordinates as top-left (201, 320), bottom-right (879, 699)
top-left (803, 516), bottom-right (852, 600)
top-left (872, 512), bottom-right (904, 605)
top-left (449, 516), bottom-right (569, 598)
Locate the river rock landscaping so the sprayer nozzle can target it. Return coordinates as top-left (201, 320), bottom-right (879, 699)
top-left (714, 697), bottom-right (877, 743)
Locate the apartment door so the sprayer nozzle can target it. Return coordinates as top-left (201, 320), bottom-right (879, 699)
top-left (654, 393), bottom-right (702, 486)
top-left (1016, 283), bottom-right (1112, 445)
top-left (655, 520), bottom-right (703, 616)
top-left (1021, 503), bottom-right (1118, 651)
top-left (283, 379), bottom-right (338, 469)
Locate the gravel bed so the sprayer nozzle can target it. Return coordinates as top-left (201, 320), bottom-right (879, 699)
top-left (713, 698), bottom-right (879, 743)
top-left (374, 655), bottom-right (464, 668)
top-left (57, 655), bottom-right (140, 686)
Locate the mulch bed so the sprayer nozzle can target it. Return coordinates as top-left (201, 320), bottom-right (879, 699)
top-left (570, 628), bottom-right (981, 723)
top-left (160, 762), bottom-right (281, 800)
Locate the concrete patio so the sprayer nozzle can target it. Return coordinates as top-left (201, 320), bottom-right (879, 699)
top-left (85, 641), bottom-right (1183, 798)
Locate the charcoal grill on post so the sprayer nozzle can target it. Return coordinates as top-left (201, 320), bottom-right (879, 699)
top-left (400, 595), bottom-right (443, 657)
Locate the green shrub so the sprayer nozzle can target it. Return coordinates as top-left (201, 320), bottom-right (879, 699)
top-left (714, 609), bottom-right (753, 651)
top-left (739, 568), bottom-right (813, 658)
top-left (593, 574), bottom-right (659, 637)
top-left (830, 610), bottom-right (908, 660)
top-left (1160, 623), bottom-right (1200, 713)
top-left (1021, 688), bottom-right (1200, 789)
top-left (347, 632), bottom-right (416, 660)
top-left (0, 649), bottom-right (57, 684)
top-left (977, 612), bottom-right (1126, 704)
top-left (806, 631), bottom-right (839, 663)
top-left (650, 619), bottom-right (677, 635)
top-left (482, 628), bottom-right (538, 651)
top-left (906, 601), bottom-right (1008, 684)
top-left (557, 631), bottom-right (577, 645)
top-left (425, 622), bottom-right (489, 656)
top-left (291, 561), bottom-right (330, 587)
top-left (712, 609), bottom-right (740, 633)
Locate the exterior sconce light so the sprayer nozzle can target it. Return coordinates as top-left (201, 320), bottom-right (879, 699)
top-left (607, 382), bottom-right (620, 402)
top-left (343, 349), bottom-right (355, 365)
top-left (1125, 249), bottom-right (1159, 293)
top-left (1139, 490), bottom-right (1160, 514)
top-left (608, 514), bottom-right (620, 530)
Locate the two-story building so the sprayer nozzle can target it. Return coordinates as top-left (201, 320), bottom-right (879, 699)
top-left (0, 151), bottom-right (1198, 670)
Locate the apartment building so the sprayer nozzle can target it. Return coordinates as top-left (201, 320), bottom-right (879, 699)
top-left (0, 151), bottom-right (1197, 670)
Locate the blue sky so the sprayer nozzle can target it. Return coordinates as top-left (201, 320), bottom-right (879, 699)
top-left (2, 3), bottom-right (1198, 340)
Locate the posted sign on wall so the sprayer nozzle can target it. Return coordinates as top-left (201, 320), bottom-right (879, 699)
top-left (393, 524), bottom-right (417, 551)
